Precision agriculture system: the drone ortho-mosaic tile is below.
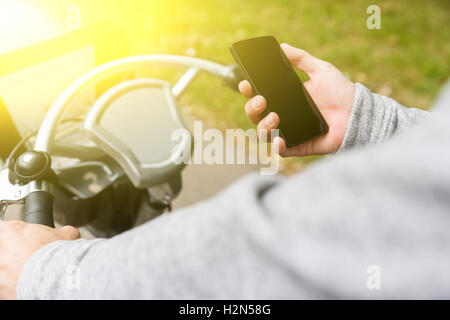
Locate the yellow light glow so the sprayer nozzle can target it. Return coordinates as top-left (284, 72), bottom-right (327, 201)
top-left (0, 0), bottom-right (64, 53)
top-left (0, 0), bottom-right (185, 131)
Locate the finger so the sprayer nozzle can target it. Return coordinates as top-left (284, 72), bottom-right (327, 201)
top-left (280, 43), bottom-right (326, 76)
top-left (273, 137), bottom-right (296, 157)
top-left (245, 95), bottom-right (267, 124)
top-left (273, 137), bottom-right (303, 157)
top-left (257, 112), bottom-right (279, 140)
top-left (272, 136), bottom-right (285, 155)
top-left (56, 225), bottom-right (81, 240)
top-left (238, 80), bottom-right (253, 98)
top-left (303, 80), bottom-right (312, 93)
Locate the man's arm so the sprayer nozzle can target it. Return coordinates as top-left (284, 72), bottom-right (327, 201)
top-left (17, 175), bottom-right (320, 299)
top-left (14, 83), bottom-right (450, 299)
top-left (338, 83), bottom-right (430, 151)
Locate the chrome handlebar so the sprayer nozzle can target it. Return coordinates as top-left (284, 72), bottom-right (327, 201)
top-left (34, 55), bottom-right (239, 153)
top-left (0, 55), bottom-right (242, 226)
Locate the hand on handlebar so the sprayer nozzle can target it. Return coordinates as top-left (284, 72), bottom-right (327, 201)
top-left (239, 43), bottom-right (355, 157)
top-left (0, 221), bottom-right (80, 299)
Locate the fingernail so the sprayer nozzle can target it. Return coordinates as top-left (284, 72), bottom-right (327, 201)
top-left (265, 113), bottom-right (276, 125)
top-left (251, 96), bottom-right (262, 111)
top-left (273, 138), bottom-right (281, 154)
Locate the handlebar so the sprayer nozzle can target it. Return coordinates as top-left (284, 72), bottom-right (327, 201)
top-left (24, 191), bottom-right (55, 227)
top-left (0, 55), bottom-right (243, 228)
top-left (34, 55), bottom-right (239, 153)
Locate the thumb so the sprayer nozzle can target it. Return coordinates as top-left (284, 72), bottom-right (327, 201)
top-left (55, 225), bottom-right (81, 240)
top-left (280, 43), bottom-right (326, 76)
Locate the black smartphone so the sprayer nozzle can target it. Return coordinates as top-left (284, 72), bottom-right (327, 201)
top-left (230, 36), bottom-right (328, 147)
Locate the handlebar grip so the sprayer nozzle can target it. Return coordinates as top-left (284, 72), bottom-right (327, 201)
top-left (24, 191), bottom-right (55, 227)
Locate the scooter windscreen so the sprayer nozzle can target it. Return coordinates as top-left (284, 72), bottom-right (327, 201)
top-left (84, 79), bottom-right (191, 188)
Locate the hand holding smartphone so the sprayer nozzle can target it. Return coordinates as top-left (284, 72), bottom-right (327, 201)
top-left (230, 36), bottom-right (329, 148)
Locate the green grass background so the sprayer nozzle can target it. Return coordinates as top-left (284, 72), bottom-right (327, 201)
top-left (85, 0), bottom-right (450, 172)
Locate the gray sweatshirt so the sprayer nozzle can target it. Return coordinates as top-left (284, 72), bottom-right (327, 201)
top-left (17, 83), bottom-right (450, 299)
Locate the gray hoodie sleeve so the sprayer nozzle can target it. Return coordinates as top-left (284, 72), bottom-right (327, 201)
top-left (339, 83), bottom-right (429, 151)
top-left (16, 83), bottom-right (450, 300)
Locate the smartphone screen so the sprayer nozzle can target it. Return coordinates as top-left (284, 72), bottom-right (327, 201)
top-left (230, 36), bottom-right (328, 147)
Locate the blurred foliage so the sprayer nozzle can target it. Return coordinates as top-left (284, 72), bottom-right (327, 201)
top-left (115, 0), bottom-right (449, 172)
top-left (27, 0), bottom-right (450, 172)
top-left (105, 0), bottom-right (450, 112)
